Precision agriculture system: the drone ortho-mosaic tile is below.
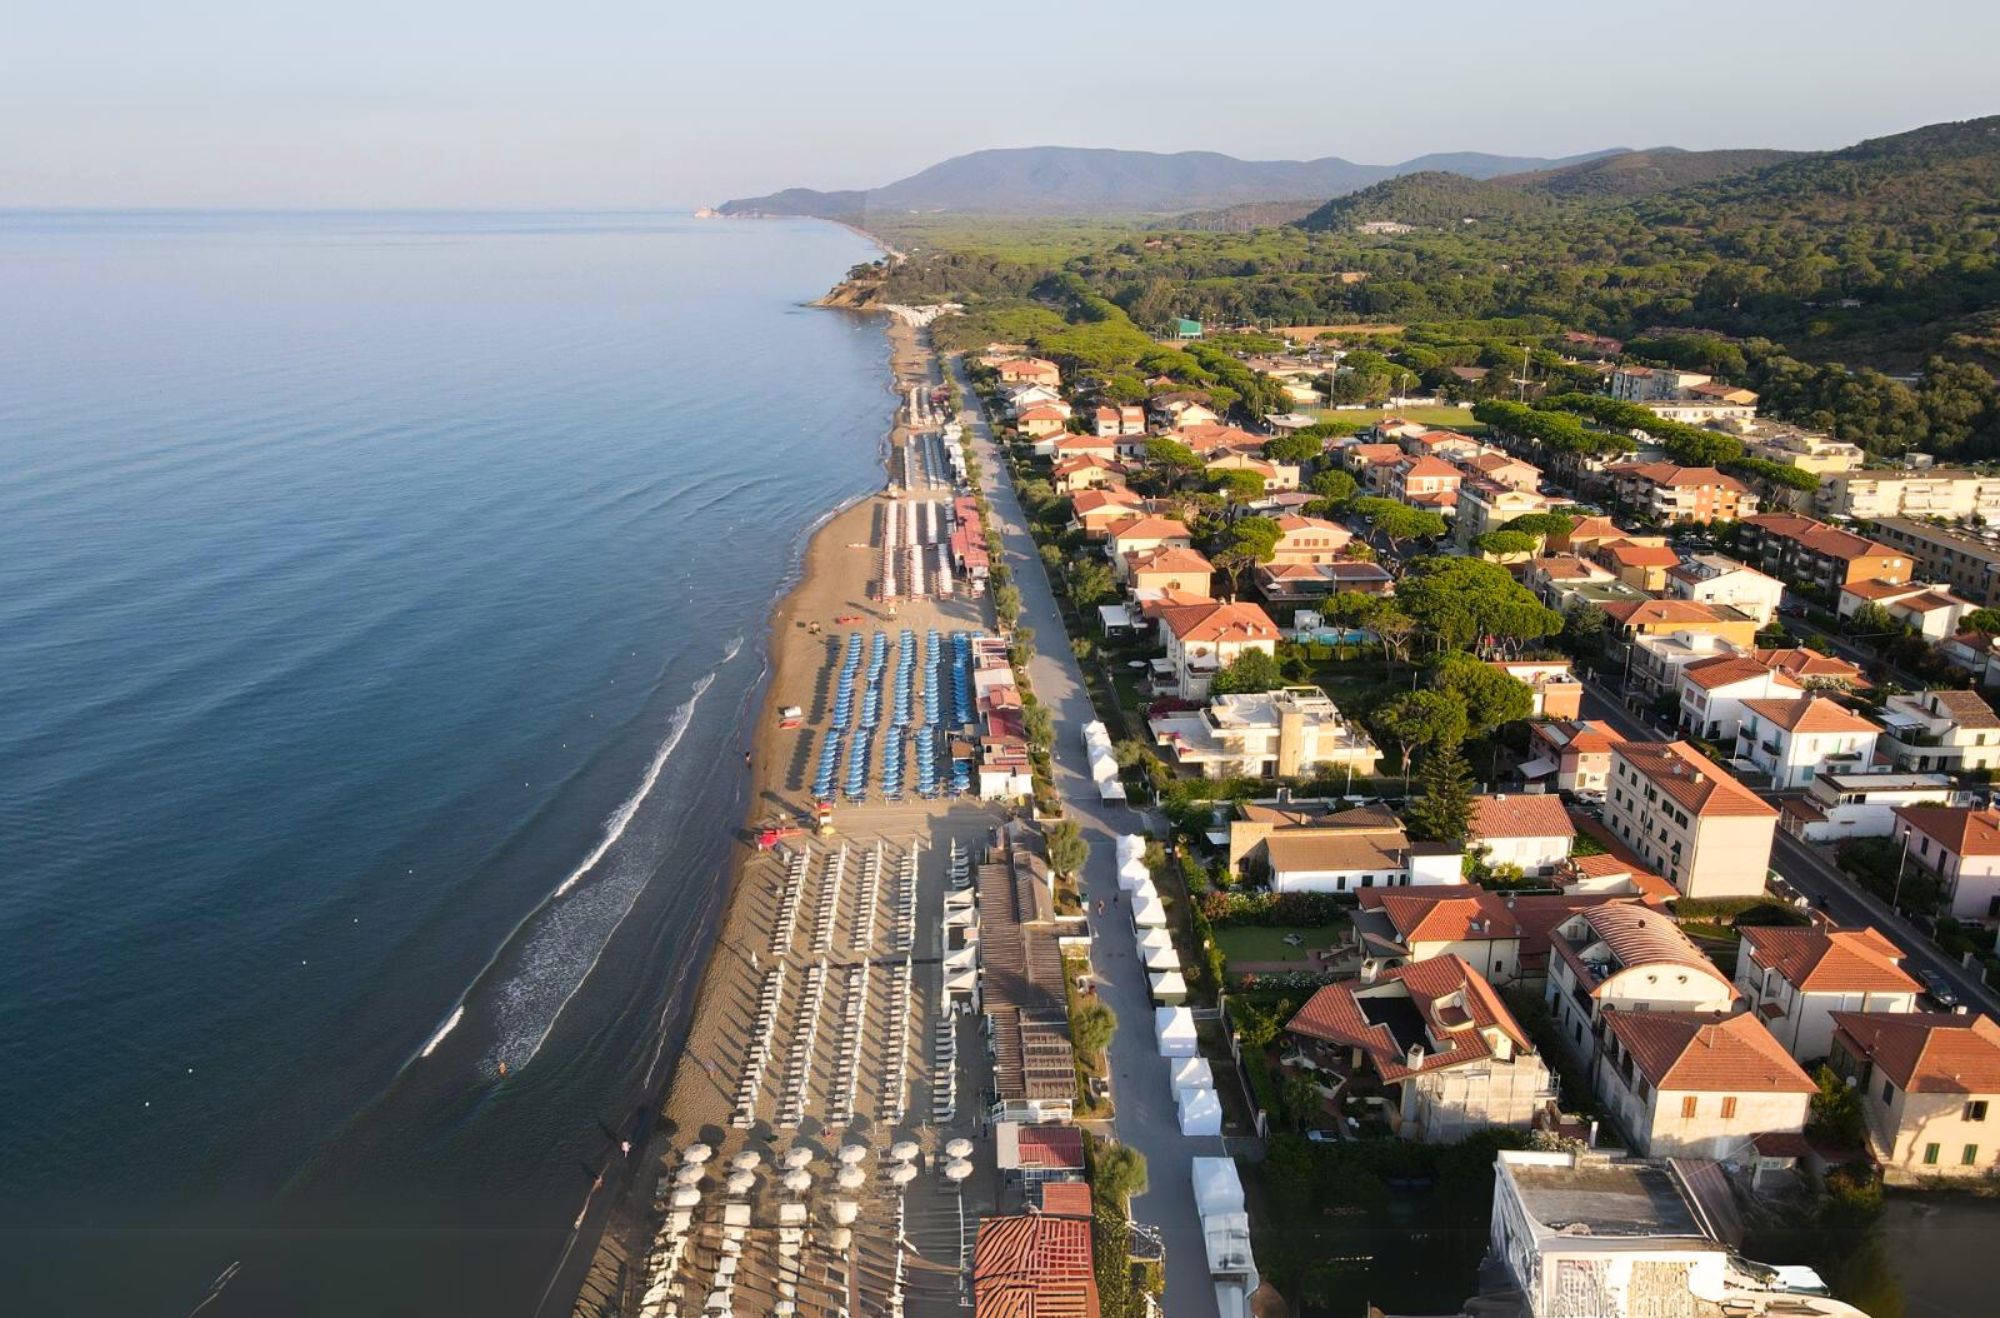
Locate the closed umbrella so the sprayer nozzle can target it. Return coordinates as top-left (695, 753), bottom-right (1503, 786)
top-left (669, 1187), bottom-right (700, 1208)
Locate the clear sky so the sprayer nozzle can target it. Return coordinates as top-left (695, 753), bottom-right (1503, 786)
top-left (5, 0), bottom-right (1997, 208)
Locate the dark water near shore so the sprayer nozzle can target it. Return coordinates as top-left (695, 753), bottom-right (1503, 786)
top-left (0, 211), bottom-right (890, 1314)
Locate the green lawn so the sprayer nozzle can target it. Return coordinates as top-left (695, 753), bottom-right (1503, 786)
top-left (1316, 405), bottom-right (1483, 431)
top-left (1215, 923), bottom-right (1345, 965)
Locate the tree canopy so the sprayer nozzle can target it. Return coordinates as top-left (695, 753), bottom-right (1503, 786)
top-left (1209, 648), bottom-right (1284, 696)
top-left (1394, 556), bottom-right (1565, 654)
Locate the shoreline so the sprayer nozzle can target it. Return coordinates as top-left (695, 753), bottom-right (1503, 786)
top-left (567, 308), bottom-right (929, 1314)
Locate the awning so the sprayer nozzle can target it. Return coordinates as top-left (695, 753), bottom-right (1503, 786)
top-left (1517, 755), bottom-right (1557, 780)
top-left (1098, 604), bottom-right (1133, 629)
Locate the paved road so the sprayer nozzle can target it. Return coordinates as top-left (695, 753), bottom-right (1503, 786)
top-left (1576, 675), bottom-right (1999, 1016)
top-left (949, 354), bottom-right (1225, 1318)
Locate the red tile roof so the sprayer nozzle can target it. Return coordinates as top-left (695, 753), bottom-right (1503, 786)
top-left (1470, 793), bottom-right (1577, 840)
top-left (1559, 903), bottom-right (1732, 989)
top-left (1612, 740), bottom-right (1777, 818)
top-left (973, 1215), bottom-right (1100, 1318)
top-left (1356, 885), bottom-right (1520, 943)
top-left (1892, 805), bottom-right (2000, 857)
top-left (1103, 515), bottom-right (1191, 542)
top-left (1012, 1123), bottom-right (1084, 1170)
top-left (1037, 1181), bottom-right (1094, 1218)
top-left (1123, 546), bottom-right (1213, 576)
top-left (1681, 655), bottom-right (1801, 693)
top-left (1831, 1011), bottom-right (2000, 1094)
top-left (1739, 695), bottom-right (1879, 735)
top-left (1605, 1010), bottom-right (1814, 1093)
top-left (1599, 599), bottom-right (1729, 628)
top-left (1287, 955), bottom-right (1530, 1081)
top-left (1157, 600), bottom-right (1281, 644)
top-left (1600, 540), bottom-right (1682, 568)
top-left (1610, 462), bottom-right (1750, 492)
top-left (1742, 925), bottom-right (1919, 995)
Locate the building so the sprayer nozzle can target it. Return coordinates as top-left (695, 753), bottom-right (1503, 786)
top-left (1594, 538), bottom-right (1682, 592)
top-left (1150, 393), bottom-right (1219, 430)
top-left (1836, 580), bottom-right (1974, 639)
top-left (1254, 560), bottom-right (1395, 604)
top-left (1876, 688), bottom-right (2000, 774)
top-left (1610, 365), bottom-right (1715, 402)
top-left (1606, 463), bottom-right (1759, 524)
top-left (1756, 645), bottom-right (1870, 693)
top-left (1777, 771), bottom-right (1960, 844)
top-left (1352, 885), bottom-right (1523, 984)
top-left (1387, 454), bottom-right (1462, 513)
top-left (971, 1213), bottom-right (1099, 1318)
top-left (1545, 903), bottom-right (1739, 1075)
top-left (1284, 956), bottom-right (1553, 1142)
top-left (1069, 487), bottom-right (1148, 538)
top-left (1596, 1010), bottom-right (1814, 1159)
top-left (1459, 449), bottom-right (1542, 492)
top-left (1205, 450), bottom-right (1298, 491)
top-left (1092, 403), bottom-right (1147, 437)
top-left (1263, 811), bottom-right (1464, 893)
top-left (1454, 480), bottom-right (1555, 550)
top-left (975, 831), bottom-right (1077, 1123)
top-left (1819, 468), bottom-right (2000, 522)
top-left (1050, 454), bottom-right (1124, 495)
top-left (1667, 554), bottom-right (1785, 626)
top-left (1732, 696), bottom-right (1882, 790)
top-left (1604, 741), bottom-right (1778, 899)
top-left (1264, 514), bottom-right (1353, 564)
top-left (994, 1121), bottom-right (1085, 1191)
top-left (1226, 798), bottom-right (1380, 873)
top-left (1522, 718), bottom-right (1619, 792)
top-left (1891, 804), bottom-right (2000, 920)
top-left (1469, 793), bottom-right (1577, 876)
top-left (1629, 629), bottom-right (1753, 702)
top-left (1737, 514), bottom-right (1910, 592)
top-left (992, 356), bottom-right (1062, 389)
top-left (1736, 922), bottom-right (1919, 1061)
top-left (1045, 433), bottom-right (1118, 463)
top-left (1830, 1011), bottom-right (2000, 1184)
top-left (1104, 515), bottom-right (1193, 570)
top-left (1015, 405), bottom-right (1071, 440)
top-left (1154, 601), bottom-right (1281, 700)
top-left (1678, 655), bottom-right (1803, 742)
top-left (1869, 517), bottom-right (2000, 606)
top-left (1122, 545), bottom-right (1213, 601)
top-left (1739, 422), bottom-right (1864, 475)
top-left (1602, 600), bottom-right (1761, 659)
top-left (1491, 659), bottom-right (1583, 719)
top-left (1148, 686), bottom-right (1382, 780)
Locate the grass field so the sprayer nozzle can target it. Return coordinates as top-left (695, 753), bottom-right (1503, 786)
top-left (1316, 404), bottom-right (1483, 430)
top-left (1215, 923), bottom-right (1345, 965)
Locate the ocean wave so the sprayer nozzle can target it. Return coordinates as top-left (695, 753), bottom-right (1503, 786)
top-left (418, 1006), bottom-right (463, 1058)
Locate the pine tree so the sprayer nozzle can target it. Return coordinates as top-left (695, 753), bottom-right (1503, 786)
top-left (1406, 742), bottom-right (1473, 844)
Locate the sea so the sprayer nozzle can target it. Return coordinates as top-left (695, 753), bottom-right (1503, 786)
top-left (0, 210), bottom-right (893, 1314)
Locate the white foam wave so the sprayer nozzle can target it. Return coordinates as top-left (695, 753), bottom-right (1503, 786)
top-left (418, 1006), bottom-right (463, 1058)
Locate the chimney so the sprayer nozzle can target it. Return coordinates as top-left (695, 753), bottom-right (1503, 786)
top-left (1406, 1041), bottom-right (1427, 1070)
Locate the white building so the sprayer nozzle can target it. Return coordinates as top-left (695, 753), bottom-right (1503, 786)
top-left (1736, 922), bottom-right (1919, 1061)
top-left (1731, 696), bottom-right (1882, 790)
top-left (1892, 804), bottom-right (2000, 921)
top-left (1778, 771), bottom-right (1960, 844)
top-left (1265, 822), bottom-right (1463, 893)
top-left (1597, 1010), bottom-right (1814, 1159)
top-left (1604, 740), bottom-right (1778, 900)
top-left (1148, 686), bottom-right (1381, 780)
top-left (1468, 793), bottom-right (1576, 876)
top-left (1877, 689), bottom-right (2000, 774)
top-left (1678, 655), bottom-right (1802, 742)
top-left (1666, 554), bottom-right (1785, 626)
top-left (1545, 903), bottom-right (1738, 1077)
top-left (1152, 600), bottom-right (1281, 700)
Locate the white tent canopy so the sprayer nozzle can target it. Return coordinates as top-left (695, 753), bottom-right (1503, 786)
top-left (1191, 1156), bottom-right (1245, 1217)
top-left (1118, 857), bottom-right (1151, 891)
top-left (1155, 1006), bottom-right (1198, 1056)
top-left (1177, 1084), bottom-right (1223, 1135)
top-left (1170, 1056), bottom-right (1215, 1092)
top-left (1116, 834), bottom-right (1146, 864)
top-left (1150, 970), bottom-right (1189, 1004)
top-left (1130, 891), bottom-right (1167, 929)
top-left (1136, 927), bottom-right (1176, 966)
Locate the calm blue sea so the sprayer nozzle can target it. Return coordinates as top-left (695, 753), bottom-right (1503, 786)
top-left (0, 211), bottom-right (891, 1313)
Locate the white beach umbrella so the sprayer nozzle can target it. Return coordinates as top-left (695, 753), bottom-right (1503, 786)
top-left (888, 1140), bottom-right (919, 1163)
top-left (674, 1163), bottom-right (705, 1186)
top-left (670, 1186), bottom-right (701, 1208)
top-left (830, 1199), bottom-right (859, 1225)
top-left (681, 1142), bottom-right (713, 1164)
top-left (827, 1228), bottom-right (853, 1253)
top-left (781, 1147), bottom-right (814, 1170)
top-left (888, 1162), bottom-right (917, 1186)
top-left (730, 1150), bottom-right (762, 1172)
top-left (835, 1165), bottom-right (865, 1189)
top-left (725, 1170), bottom-right (756, 1195)
top-left (836, 1144), bottom-right (868, 1165)
top-left (943, 1159), bottom-right (973, 1182)
top-left (782, 1168), bottom-right (813, 1193)
top-left (944, 1138), bottom-right (973, 1160)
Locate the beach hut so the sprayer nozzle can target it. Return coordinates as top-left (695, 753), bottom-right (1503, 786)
top-left (1118, 856), bottom-right (1150, 891)
top-left (1130, 890), bottom-right (1167, 930)
top-left (1136, 927), bottom-right (1180, 972)
top-left (1155, 1006), bottom-right (1198, 1056)
top-left (1191, 1156), bottom-right (1246, 1217)
top-left (1177, 1084), bottom-right (1223, 1136)
top-left (1149, 970), bottom-right (1189, 1005)
top-left (1169, 1055), bottom-right (1214, 1092)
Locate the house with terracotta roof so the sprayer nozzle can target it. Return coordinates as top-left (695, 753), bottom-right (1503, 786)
top-left (971, 1212), bottom-right (1099, 1318)
top-left (994, 1121), bottom-right (1085, 1190)
top-left (1522, 718), bottom-right (1619, 792)
top-left (1678, 655), bottom-right (1802, 741)
top-left (1284, 955), bottom-right (1553, 1142)
top-left (1016, 404), bottom-right (1072, 440)
top-left (1469, 793), bottom-right (1576, 876)
top-left (1547, 514), bottom-right (1626, 557)
top-left (1046, 433), bottom-right (1117, 464)
top-left (1668, 554), bottom-right (1785, 626)
top-left (1154, 600), bottom-right (1281, 700)
top-left (1343, 442), bottom-right (1409, 491)
top-left (1103, 515), bottom-right (1192, 570)
top-left (1877, 688), bottom-right (2000, 774)
top-left (1387, 454), bottom-right (1462, 513)
top-left (1265, 514), bottom-right (1353, 565)
top-left (1891, 804), bottom-right (2000, 920)
top-left (1151, 394), bottom-right (1219, 430)
top-left (1353, 884), bottom-right (1523, 984)
top-left (1255, 559), bottom-right (1395, 604)
top-left (1600, 601), bottom-right (1761, 664)
top-left (1605, 741), bottom-right (1777, 899)
top-left (1595, 1010), bottom-right (1813, 1159)
top-left (1399, 428), bottom-right (1487, 463)
top-left (1732, 696), bottom-right (1882, 790)
top-left (1737, 514), bottom-right (1910, 591)
top-left (1545, 904), bottom-right (1739, 1076)
top-left (1736, 922), bottom-right (1919, 1060)
top-left (1490, 659), bottom-right (1582, 719)
top-left (1453, 480), bottom-right (1554, 551)
top-left (1068, 487), bottom-right (1148, 538)
top-left (993, 356), bottom-right (1062, 389)
top-left (1225, 797), bottom-right (1386, 871)
top-left (1091, 403), bottom-right (1147, 437)
top-left (1607, 463), bottom-right (1759, 524)
top-left (1754, 645), bottom-right (1869, 693)
top-left (1121, 545), bottom-right (1213, 601)
top-left (1036, 1180), bottom-right (1093, 1218)
top-left (1259, 807), bottom-right (1465, 892)
top-left (1628, 628), bottom-right (1755, 701)
top-left (1830, 1011), bottom-right (2000, 1183)
top-left (1206, 449), bottom-right (1299, 491)
top-left (1458, 449), bottom-right (1540, 492)
top-left (1837, 579), bottom-right (1975, 640)
top-left (1050, 454), bottom-right (1124, 495)
top-left (1175, 422), bottom-right (1264, 457)
top-left (1593, 538), bottom-right (1683, 592)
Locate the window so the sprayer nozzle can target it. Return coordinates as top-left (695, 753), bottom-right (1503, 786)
top-left (1966, 1101), bottom-right (1988, 1123)
top-left (1923, 1143), bottom-right (1941, 1166)
top-left (1964, 1145), bottom-right (1980, 1166)
top-left (1721, 1096), bottom-right (1738, 1119)
top-left (1681, 1096), bottom-right (1699, 1119)
top-left (1883, 1079), bottom-right (1895, 1105)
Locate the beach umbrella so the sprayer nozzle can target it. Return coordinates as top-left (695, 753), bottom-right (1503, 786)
top-left (681, 1142), bottom-right (713, 1164)
top-left (836, 1165), bottom-right (865, 1190)
top-left (782, 1168), bottom-right (813, 1193)
top-left (725, 1170), bottom-right (756, 1196)
top-left (944, 1159), bottom-right (973, 1182)
top-left (888, 1162), bottom-right (917, 1186)
top-left (670, 1187), bottom-right (701, 1208)
top-left (827, 1228), bottom-right (852, 1253)
top-left (674, 1163), bottom-right (705, 1186)
top-left (830, 1199), bottom-right (859, 1225)
top-left (837, 1143), bottom-right (868, 1165)
top-left (888, 1140), bottom-right (919, 1163)
top-left (944, 1138), bottom-right (973, 1160)
top-left (731, 1150), bottom-right (762, 1172)
top-left (781, 1147), bottom-right (814, 1170)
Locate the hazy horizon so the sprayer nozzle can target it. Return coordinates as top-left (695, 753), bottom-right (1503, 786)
top-left (5, 1), bottom-right (1998, 208)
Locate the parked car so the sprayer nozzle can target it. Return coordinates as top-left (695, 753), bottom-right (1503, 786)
top-left (1305, 1129), bottom-right (1339, 1144)
top-left (1917, 968), bottom-right (1961, 1010)
top-left (1767, 873), bottom-right (1810, 910)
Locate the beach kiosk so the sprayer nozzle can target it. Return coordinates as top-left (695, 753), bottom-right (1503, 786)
top-left (1155, 1006), bottom-right (1198, 1057)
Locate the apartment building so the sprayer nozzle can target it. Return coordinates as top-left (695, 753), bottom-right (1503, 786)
top-left (1830, 1011), bottom-right (2000, 1184)
top-left (1732, 696), bottom-right (1882, 790)
top-left (1458, 449), bottom-right (1541, 492)
top-left (1738, 422), bottom-right (1864, 475)
top-left (1868, 517), bottom-right (2000, 607)
top-left (1265, 514), bottom-right (1353, 565)
top-left (1737, 514), bottom-right (1911, 591)
top-left (1154, 600), bottom-right (1281, 700)
top-left (1490, 659), bottom-right (1583, 719)
top-left (1876, 689), bottom-right (2000, 774)
top-left (1454, 479), bottom-right (1553, 549)
top-left (1467, 793), bottom-right (1576, 876)
top-left (1607, 463), bottom-right (1759, 524)
top-left (1778, 771), bottom-right (1960, 845)
top-left (1736, 923), bottom-right (1919, 1061)
top-left (1679, 656), bottom-right (1803, 741)
top-left (1147, 685), bottom-right (1382, 779)
top-left (1351, 884), bottom-right (1522, 984)
top-left (1594, 538), bottom-right (1682, 592)
top-left (1666, 554), bottom-right (1784, 625)
top-left (1890, 804), bottom-right (2000, 920)
top-left (1605, 740), bottom-right (1778, 899)
top-left (1522, 719), bottom-right (1619, 792)
top-left (1609, 365), bottom-right (1714, 401)
top-left (1819, 468), bottom-right (2000, 521)
top-left (1545, 904), bottom-right (1737, 1075)
top-left (1836, 580), bottom-right (1974, 639)
top-left (1595, 1010), bottom-right (1813, 1159)
top-left (1387, 454), bottom-right (1462, 512)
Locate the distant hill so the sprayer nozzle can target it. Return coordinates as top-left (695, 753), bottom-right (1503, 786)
top-left (1295, 171), bottom-right (1561, 231)
top-left (717, 144), bottom-right (1629, 220)
top-left (1490, 147), bottom-right (1802, 199)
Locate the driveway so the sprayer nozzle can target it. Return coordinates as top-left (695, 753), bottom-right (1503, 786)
top-left (949, 354), bottom-right (1225, 1318)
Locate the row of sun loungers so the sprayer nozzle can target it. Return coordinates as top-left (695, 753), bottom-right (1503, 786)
top-left (893, 846), bottom-right (918, 954)
top-left (931, 1013), bottom-right (957, 1124)
top-left (731, 965), bottom-right (786, 1128)
top-left (777, 960), bottom-right (827, 1129)
top-left (768, 848), bottom-right (807, 956)
top-left (879, 957), bottom-right (912, 1124)
top-left (850, 842), bottom-right (881, 954)
top-left (824, 962), bottom-right (869, 1125)
top-left (810, 845), bottom-right (844, 957)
